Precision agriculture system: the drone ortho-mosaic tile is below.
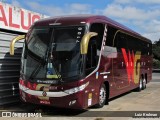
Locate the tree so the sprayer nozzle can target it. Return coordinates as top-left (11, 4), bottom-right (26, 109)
top-left (153, 39), bottom-right (160, 69)
top-left (154, 39), bottom-right (160, 46)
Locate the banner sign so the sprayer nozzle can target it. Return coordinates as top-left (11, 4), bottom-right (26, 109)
top-left (0, 2), bottom-right (47, 33)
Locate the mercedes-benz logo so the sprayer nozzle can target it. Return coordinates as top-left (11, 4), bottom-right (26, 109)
top-left (42, 91), bottom-right (47, 97)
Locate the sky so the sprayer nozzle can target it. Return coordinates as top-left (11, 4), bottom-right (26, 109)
top-left (4, 0), bottom-right (160, 43)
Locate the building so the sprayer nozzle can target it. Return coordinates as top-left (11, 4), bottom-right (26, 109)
top-left (0, 2), bottom-right (46, 105)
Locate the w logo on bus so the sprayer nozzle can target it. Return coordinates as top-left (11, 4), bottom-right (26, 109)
top-left (121, 48), bottom-right (141, 84)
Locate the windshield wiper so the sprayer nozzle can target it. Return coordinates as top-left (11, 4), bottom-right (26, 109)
top-left (48, 43), bottom-right (63, 82)
top-left (22, 40), bottom-right (41, 80)
top-left (29, 59), bottom-right (44, 80)
top-left (27, 42), bottom-right (50, 81)
top-left (28, 43), bottom-right (63, 83)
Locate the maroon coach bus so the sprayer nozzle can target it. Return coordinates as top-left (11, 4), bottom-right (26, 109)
top-left (10, 15), bottom-right (152, 109)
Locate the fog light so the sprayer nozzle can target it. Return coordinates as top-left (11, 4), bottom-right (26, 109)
top-left (69, 100), bottom-right (77, 106)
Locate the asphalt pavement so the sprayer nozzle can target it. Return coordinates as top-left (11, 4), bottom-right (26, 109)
top-left (0, 73), bottom-right (160, 120)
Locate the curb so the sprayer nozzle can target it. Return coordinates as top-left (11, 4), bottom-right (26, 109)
top-left (153, 69), bottom-right (160, 73)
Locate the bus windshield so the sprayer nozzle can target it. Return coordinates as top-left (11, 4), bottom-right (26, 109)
top-left (23, 26), bottom-right (85, 81)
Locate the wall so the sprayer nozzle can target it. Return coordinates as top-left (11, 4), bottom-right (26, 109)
top-left (0, 2), bottom-right (47, 105)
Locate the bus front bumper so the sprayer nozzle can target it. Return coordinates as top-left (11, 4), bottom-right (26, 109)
top-left (19, 80), bottom-right (88, 109)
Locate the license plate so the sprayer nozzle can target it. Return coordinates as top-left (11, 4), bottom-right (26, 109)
top-left (40, 100), bottom-right (50, 105)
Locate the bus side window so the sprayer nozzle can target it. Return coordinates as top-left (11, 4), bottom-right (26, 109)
top-left (106, 26), bottom-right (117, 47)
top-left (115, 32), bottom-right (128, 52)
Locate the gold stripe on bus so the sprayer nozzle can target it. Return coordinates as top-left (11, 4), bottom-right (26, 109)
top-left (134, 51), bottom-right (141, 84)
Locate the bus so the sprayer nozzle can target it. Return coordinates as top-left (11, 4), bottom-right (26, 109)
top-left (10, 15), bottom-right (152, 109)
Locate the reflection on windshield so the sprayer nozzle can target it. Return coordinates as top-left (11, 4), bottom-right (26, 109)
top-left (52, 46), bottom-right (81, 78)
top-left (27, 27), bottom-right (51, 58)
top-left (22, 26), bottom-right (85, 81)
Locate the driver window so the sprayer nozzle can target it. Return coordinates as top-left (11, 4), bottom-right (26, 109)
top-left (86, 23), bottom-right (105, 75)
top-left (86, 40), bottom-right (97, 69)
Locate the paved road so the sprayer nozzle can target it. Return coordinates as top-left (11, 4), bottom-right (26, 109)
top-left (152, 73), bottom-right (160, 82)
top-left (0, 73), bottom-right (160, 119)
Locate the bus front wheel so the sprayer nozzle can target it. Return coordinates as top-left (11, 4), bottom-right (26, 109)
top-left (95, 84), bottom-right (106, 108)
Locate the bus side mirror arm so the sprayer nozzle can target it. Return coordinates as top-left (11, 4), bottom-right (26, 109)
top-left (80, 32), bottom-right (98, 54)
top-left (10, 35), bottom-right (25, 55)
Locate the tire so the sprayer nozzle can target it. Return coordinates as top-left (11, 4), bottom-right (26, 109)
top-left (95, 84), bottom-right (107, 108)
top-left (142, 78), bottom-right (146, 90)
top-left (136, 78), bottom-right (143, 92)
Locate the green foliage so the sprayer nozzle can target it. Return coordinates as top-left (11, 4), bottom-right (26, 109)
top-left (153, 39), bottom-right (160, 69)
top-left (153, 58), bottom-right (160, 69)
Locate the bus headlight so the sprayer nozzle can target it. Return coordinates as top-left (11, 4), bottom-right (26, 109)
top-left (64, 82), bottom-right (89, 94)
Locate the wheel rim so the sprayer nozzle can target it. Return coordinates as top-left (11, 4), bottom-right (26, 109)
top-left (99, 87), bottom-right (106, 105)
top-left (139, 79), bottom-right (142, 89)
top-left (143, 79), bottom-right (146, 88)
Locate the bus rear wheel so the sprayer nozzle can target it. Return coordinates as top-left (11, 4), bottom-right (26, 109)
top-left (95, 84), bottom-right (106, 108)
top-left (136, 78), bottom-right (143, 92)
top-left (142, 78), bottom-right (146, 90)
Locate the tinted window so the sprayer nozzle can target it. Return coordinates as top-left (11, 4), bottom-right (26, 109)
top-left (114, 32), bottom-right (127, 52)
top-left (85, 23), bottom-right (104, 74)
top-left (127, 35), bottom-right (150, 55)
top-left (106, 26), bottom-right (118, 47)
top-left (89, 23), bottom-right (104, 50)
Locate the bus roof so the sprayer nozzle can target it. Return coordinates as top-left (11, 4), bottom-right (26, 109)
top-left (35, 15), bottom-right (151, 43)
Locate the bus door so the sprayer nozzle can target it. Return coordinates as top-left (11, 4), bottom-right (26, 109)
top-left (84, 23), bottom-right (105, 107)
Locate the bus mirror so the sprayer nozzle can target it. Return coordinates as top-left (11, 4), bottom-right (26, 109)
top-left (80, 32), bottom-right (98, 54)
top-left (10, 35), bottom-right (25, 55)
